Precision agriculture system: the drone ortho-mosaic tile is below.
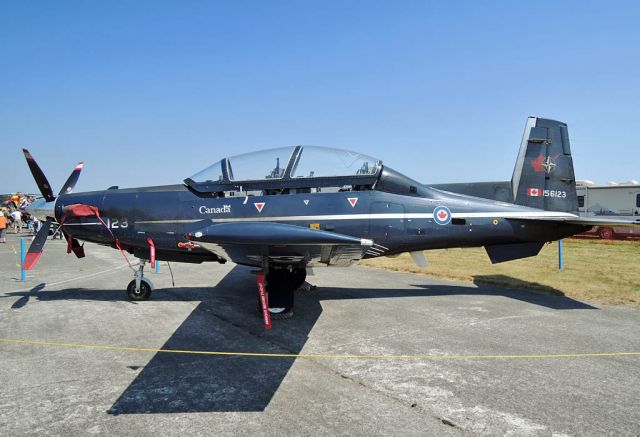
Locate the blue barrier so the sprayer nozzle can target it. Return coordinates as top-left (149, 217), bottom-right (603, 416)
top-left (20, 237), bottom-right (26, 281)
top-left (558, 239), bottom-right (564, 271)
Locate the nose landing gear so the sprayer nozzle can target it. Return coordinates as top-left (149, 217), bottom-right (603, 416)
top-left (127, 261), bottom-right (154, 301)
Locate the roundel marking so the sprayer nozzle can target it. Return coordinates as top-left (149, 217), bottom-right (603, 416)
top-left (433, 206), bottom-right (452, 225)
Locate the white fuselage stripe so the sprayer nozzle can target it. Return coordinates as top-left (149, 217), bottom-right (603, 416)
top-left (63, 222), bottom-right (103, 226)
top-left (134, 211), bottom-right (577, 225)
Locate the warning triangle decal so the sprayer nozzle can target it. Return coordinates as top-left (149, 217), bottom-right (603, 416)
top-left (254, 202), bottom-right (265, 213)
top-left (347, 197), bottom-right (358, 207)
top-left (303, 199), bottom-right (309, 205)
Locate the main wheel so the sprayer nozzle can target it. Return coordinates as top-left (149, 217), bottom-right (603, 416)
top-left (261, 267), bottom-right (306, 319)
top-left (127, 279), bottom-right (152, 301)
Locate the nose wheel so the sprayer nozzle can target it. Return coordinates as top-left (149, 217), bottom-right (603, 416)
top-left (127, 261), bottom-right (154, 301)
top-left (127, 279), bottom-right (152, 301)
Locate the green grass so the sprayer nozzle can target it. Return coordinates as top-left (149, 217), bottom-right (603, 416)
top-left (359, 239), bottom-right (640, 306)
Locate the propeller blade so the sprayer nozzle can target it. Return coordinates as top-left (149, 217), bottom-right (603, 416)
top-left (59, 162), bottom-right (84, 196)
top-left (23, 218), bottom-right (53, 270)
top-left (22, 149), bottom-right (55, 202)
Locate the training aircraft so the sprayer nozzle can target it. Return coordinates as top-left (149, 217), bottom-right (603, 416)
top-left (22, 117), bottom-right (638, 327)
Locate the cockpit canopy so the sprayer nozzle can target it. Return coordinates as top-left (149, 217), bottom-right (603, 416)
top-left (186, 145), bottom-right (382, 194)
top-left (190, 146), bottom-right (380, 182)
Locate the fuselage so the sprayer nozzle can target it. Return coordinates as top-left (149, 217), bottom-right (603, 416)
top-left (54, 182), bottom-right (588, 267)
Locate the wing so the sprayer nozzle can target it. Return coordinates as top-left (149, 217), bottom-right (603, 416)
top-left (186, 221), bottom-right (374, 267)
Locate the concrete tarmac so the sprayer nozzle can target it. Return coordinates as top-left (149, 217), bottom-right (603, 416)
top-left (1, 232), bottom-right (639, 436)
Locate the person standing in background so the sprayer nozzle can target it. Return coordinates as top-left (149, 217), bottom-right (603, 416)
top-left (32, 216), bottom-right (41, 241)
top-left (0, 211), bottom-right (7, 243)
top-left (10, 209), bottom-right (22, 233)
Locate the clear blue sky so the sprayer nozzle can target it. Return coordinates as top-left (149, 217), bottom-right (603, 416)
top-left (1, 1), bottom-right (639, 194)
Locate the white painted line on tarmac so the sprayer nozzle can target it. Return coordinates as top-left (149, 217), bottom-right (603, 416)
top-left (0, 264), bottom-right (131, 296)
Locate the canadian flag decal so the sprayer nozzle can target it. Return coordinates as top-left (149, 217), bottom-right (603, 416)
top-left (254, 202), bottom-right (265, 212)
top-left (347, 197), bottom-right (358, 207)
top-left (527, 188), bottom-right (542, 197)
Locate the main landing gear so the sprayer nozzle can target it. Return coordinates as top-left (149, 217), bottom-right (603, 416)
top-left (259, 265), bottom-right (307, 319)
top-left (127, 261), bottom-right (155, 301)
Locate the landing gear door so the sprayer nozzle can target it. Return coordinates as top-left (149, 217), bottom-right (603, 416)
top-left (369, 202), bottom-right (405, 239)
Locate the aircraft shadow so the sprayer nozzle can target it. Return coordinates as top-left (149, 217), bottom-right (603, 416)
top-left (2, 267), bottom-right (596, 414)
top-left (473, 274), bottom-right (597, 309)
top-left (404, 275), bottom-right (597, 311)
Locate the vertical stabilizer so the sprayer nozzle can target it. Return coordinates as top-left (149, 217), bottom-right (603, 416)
top-left (511, 117), bottom-right (578, 213)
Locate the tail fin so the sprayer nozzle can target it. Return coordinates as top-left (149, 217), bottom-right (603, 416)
top-left (511, 117), bottom-right (578, 213)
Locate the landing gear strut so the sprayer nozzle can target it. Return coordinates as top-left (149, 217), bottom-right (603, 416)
top-left (127, 261), bottom-right (154, 301)
top-left (258, 265), bottom-right (306, 320)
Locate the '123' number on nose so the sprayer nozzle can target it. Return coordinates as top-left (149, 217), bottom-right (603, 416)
top-left (107, 218), bottom-right (128, 229)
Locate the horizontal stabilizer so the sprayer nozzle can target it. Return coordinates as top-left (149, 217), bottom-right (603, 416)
top-left (485, 242), bottom-right (544, 264)
top-left (187, 222), bottom-right (373, 246)
top-left (505, 214), bottom-right (640, 228)
top-left (565, 217), bottom-right (640, 227)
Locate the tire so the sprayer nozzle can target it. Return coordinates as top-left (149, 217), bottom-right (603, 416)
top-left (127, 279), bottom-right (152, 301)
top-left (599, 227), bottom-right (614, 240)
top-left (269, 307), bottom-right (294, 319)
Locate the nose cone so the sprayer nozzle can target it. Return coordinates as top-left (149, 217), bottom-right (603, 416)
top-left (26, 197), bottom-right (55, 221)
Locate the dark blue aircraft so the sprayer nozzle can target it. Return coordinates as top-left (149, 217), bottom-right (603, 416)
top-left (22, 117), bottom-right (638, 326)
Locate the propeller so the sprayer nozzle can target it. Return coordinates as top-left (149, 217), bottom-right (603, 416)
top-left (21, 149), bottom-right (84, 270)
top-left (22, 149), bottom-right (83, 201)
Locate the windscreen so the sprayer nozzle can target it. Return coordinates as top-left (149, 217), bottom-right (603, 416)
top-left (189, 160), bottom-right (225, 183)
